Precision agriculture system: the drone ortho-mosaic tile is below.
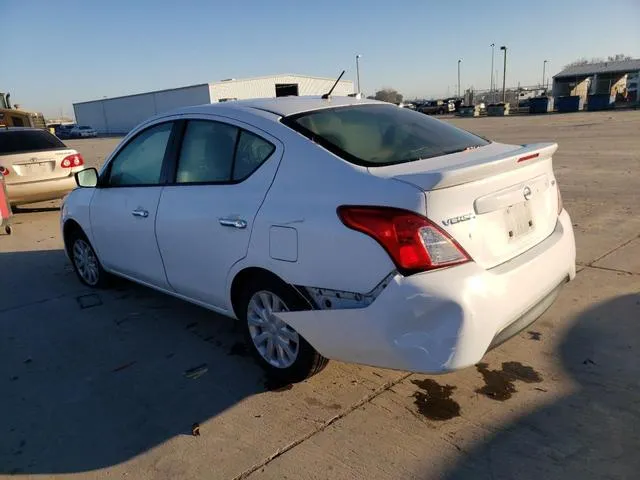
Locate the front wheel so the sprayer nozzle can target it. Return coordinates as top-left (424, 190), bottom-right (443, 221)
top-left (68, 230), bottom-right (110, 288)
top-left (239, 277), bottom-right (328, 383)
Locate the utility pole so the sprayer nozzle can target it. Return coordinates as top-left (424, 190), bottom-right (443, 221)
top-left (500, 46), bottom-right (508, 103)
top-left (355, 54), bottom-right (362, 94)
top-left (457, 59), bottom-right (462, 98)
top-left (542, 60), bottom-right (548, 90)
top-left (490, 44), bottom-right (495, 103)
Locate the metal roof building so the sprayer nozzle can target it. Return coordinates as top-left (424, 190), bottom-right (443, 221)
top-left (73, 74), bottom-right (355, 135)
top-left (552, 59), bottom-right (640, 100)
top-left (553, 59), bottom-right (640, 79)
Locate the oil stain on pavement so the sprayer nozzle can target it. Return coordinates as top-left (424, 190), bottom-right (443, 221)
top-left (411, 379), bottom-right (461, 420)
top-left (475, 361), bottom-right (543, 401)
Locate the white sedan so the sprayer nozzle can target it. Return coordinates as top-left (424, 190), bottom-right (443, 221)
top-left (69, 125), bottom-right (98, 138)
top-left (61, 96), bottom-right (576, 383)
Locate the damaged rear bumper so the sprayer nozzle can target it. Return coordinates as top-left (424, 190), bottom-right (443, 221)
top-left (276, 210), bottom-right (576, 374)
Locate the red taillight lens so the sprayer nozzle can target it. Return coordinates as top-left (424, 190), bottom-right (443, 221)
top-left (337, 206), bottom-right (471, 275)
top-left (0, 166), bottom-right (9, 176)
top-left (61, 154), bottom-right (84, 169)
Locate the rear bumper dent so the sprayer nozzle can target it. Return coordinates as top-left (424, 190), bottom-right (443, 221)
top-left (277, 210), bottom-right (576, 374)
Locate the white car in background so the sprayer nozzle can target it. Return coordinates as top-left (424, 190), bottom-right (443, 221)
top-left (69, 125), bottom-right (97, 138)
top-left (61, 97), bottom-right (576, 383)
top-left (0, 127), bottom-right (85, 206)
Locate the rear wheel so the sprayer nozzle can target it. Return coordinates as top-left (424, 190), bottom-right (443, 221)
top-left (68, 230), bottom-right (110, 288)
top-left (238, 277), bottom-right (328, 383)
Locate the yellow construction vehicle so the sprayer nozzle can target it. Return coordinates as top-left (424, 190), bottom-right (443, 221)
top-left (0, 92), bottom-right (46, 129)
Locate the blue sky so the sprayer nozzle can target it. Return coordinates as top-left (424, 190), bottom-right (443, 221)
top-left (3, 0), bottom-right (639, 117)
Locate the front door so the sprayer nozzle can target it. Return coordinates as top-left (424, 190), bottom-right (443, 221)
top-left (90, 121), bottom-right (175, 289)
top-left (155, 118), bottom-right (282, 309)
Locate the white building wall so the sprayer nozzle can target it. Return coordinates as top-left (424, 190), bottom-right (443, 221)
top-left (74, 84), bottom-right (211, 134)
top-left (210, 75), bottom-right (354, 102)
top-left (74, 76), bottom-right (355, 135)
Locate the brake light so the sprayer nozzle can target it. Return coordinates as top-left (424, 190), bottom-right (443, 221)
top-left (337, 206), bottom-right (471, 275)
top-left (0, 166), bottom-right (9, 176)
top-left (517, 153), bottom-right (539, 163)
top-left (61, 153), bottom-right (84, 168)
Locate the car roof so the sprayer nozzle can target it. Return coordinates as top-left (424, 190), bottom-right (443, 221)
top-left (177, 95), bottom-right (383, 118)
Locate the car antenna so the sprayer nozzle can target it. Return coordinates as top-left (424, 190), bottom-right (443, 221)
top-left (321, 70), bottom-right (345, 99)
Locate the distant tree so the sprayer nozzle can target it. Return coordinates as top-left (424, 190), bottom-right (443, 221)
top-left (374, 88), bottom-right (403, 104)
top-left (564, 54), bottom-right (633, 69)
top-left (607, 54), bottom-right (633, 62)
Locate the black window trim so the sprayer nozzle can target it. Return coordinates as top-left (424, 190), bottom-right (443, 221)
top-left (164, 118), bottom-right (277, 187)
top-left (99, 120), bottom-right (180, 189)
top-left (280, 104), bottom-right (490, 168)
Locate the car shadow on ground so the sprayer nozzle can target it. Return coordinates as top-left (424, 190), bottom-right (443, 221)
top-left (443, 293), bottom-right (640, 480)
top-left (0, 250), bottom-right (277, 475)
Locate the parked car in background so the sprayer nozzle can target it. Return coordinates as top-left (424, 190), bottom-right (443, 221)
top-left (62, 97), bottom-right (576, 383)
top-left (0, 127), bottom-right (85, 206)
top-left (55, 124), bottom-right (76, 139)
top-left (69, 125), bottom-right (97, 138)
top-left (417, 100), bottom-right (450, 115)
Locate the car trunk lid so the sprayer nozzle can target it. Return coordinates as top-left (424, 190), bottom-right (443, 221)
top-left (3, 149), bottom-right (77, 184)
top-left (368, 142), bottom-right (561, 269)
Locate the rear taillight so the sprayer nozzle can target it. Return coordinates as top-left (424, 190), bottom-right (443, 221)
top-left (337, 206), bottom-right (471, 275)
top-left (61, 153), bottom-right (84, 168)
top-left (0, 166), bottom-right (9, 176)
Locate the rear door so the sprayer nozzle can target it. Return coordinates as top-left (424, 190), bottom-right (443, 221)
top-left (0, 129), bottom-right (76, 185)
top-left (155, 116), bottom-right (283, 310)
top-left (90, 121), bottom-right (176, 288)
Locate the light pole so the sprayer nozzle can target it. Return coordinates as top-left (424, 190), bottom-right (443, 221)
top-left (542, 60), bottom-right (548, 90)
top-left (457, 59), bottom-right (461, 98)
top-left (490, 44), bottom-right (495, 103)
top-left (355, 54), bottom-right (362, 94)
top-left (500, 46), bottom-right (507, 103)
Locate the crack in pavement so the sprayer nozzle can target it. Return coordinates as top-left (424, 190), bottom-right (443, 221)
top-left (583, 265), bottom-right (637, 276)
top-left (584, 234), bottom-right (640, 267)
top-left (235, 372), bottom-right (413, 480)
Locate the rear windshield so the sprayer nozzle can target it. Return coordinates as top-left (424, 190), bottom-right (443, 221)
top-left (0, 130), bottom-right (66, 155)
top-left (283, 104), bottom-right (489, 167)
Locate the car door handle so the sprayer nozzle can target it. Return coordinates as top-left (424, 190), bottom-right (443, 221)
top-left (131, 209), bottom-right (149, 218)
top-left (219, 217), bottom-right (247, 229)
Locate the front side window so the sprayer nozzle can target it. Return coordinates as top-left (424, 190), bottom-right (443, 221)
top-left (283, 104), bottom-right (489, 167)
top-left (107, 122), bottom-right (173, 186)
top-left (176, 121), bottom-right (238, 183)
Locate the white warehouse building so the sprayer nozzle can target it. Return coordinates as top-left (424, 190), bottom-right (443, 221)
top-left (73, 74), bottom-right (355, 135)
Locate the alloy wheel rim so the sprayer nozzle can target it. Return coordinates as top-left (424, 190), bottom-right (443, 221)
top-left (247, 291), bottom-right (300, 369)
top-left (73, 239), bottom-right (99, 286)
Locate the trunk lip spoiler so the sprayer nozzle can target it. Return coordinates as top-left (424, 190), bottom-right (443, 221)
top-left (373, 142), bottom-right (558, 191)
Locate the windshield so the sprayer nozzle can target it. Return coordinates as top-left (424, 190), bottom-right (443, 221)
top-left (0, 130), bottom-right (66, 155)
top-left (282, 104), bottom-right (488, 167)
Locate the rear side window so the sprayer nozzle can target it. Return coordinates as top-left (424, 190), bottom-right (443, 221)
top-left (177, 121), bottom-right (238, 183)
top-left (233, 131), bottom-right (275, 181)
top-left (283, 104), bottom-right (489, 167)
top-left (175, 120), bottom-right (275, 184)
top-left (0, 129), bottom-right (66, 155)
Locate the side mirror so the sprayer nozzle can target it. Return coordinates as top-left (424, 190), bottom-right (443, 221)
top-left (75, 168), bottom-right (99, 188)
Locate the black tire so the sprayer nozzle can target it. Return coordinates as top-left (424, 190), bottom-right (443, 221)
top-left (4, 225), bottom-right (11, 235)
top-left (67, 229), bottom-right (111, 288)
top-left (238, 276), bottom-right (328, 383)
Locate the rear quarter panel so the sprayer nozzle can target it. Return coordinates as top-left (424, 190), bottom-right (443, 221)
top-left (227, 125), bottom-right (427, 298)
